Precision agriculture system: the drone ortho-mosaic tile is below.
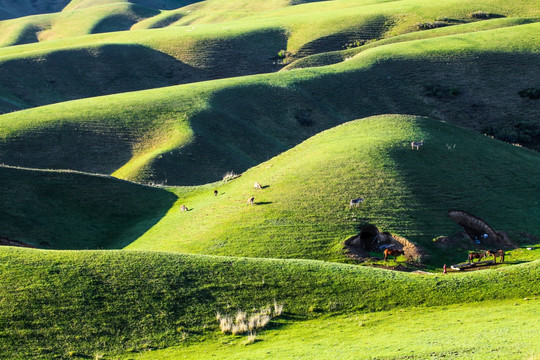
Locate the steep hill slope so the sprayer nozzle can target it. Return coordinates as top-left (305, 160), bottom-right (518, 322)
top-left (126, 115), bottom-right (540, 262)
top-left (0, 166), bottom-right (177, 248)
top-left (0, 247), bottom-right (537, 358)
top-left (0, 23), bottom-right (538, 184)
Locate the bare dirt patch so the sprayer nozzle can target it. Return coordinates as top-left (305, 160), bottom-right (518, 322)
top-left (344, 224), bottom-right (429, 263)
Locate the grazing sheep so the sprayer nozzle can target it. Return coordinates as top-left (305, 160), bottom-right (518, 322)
top-left (180, 205), bottom-right (187, 212)
top-left (349, 198), bottom-right (364, 208)
top-left (254, 182), bottom-right (262, 190)
top-left (411, 140), bottom-right (424, 150)
top-left (214, 189), bottom-right (218, 196)
top-left (247, 196), bottom-right (255, 205)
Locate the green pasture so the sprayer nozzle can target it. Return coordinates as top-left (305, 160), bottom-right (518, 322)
top-left (0, 247), bottom-right (537, 358)
top-left (127, 116), bottom-right (540, 264)
top-left (131, 299), bottom-right (540, 360)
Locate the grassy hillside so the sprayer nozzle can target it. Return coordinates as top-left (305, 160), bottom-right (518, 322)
top-left (0, 247), bottom-right (537, 358)
top-left (285, 16), bottom-right (540, 69)
top-left (0, 0), bottom-right (539, 114)
top-left (0, 23), bottom-right (538, 184)
top-left (0, 165), bottom-right (177, 249)
top-left (132, 299), bottom-right (540, 359)
top-left (0, 3), bottom-right (160, 47)
top-left (126, 115), bottom-right (540, 263)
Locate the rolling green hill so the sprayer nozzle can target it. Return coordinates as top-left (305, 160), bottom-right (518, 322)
top-left (0, 0), bottom-right (538, 114)
top-left (1, 115), bottom-right (538, 264)
top-left (0, 247), bottom-right (537, 358)
top-left (0, 165), bottom-right (177, 249)
top-left (0, 0), bottom-right (539, 359)
top-left (0, 23), bottom-right (538, 184)
top-left (126, 115), bottom-right (540, 263)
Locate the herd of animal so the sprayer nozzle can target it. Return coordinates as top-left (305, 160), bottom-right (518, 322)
top-left (468, 249), bottom-right (505, 263)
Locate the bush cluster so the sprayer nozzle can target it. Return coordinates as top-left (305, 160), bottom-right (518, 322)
top-left (416, 21), bottom-right (450, 30)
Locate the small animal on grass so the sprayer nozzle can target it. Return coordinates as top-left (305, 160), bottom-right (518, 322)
top-left (214, 189), bottom-right (218, 196)
top-left (486, 249), bottom-right (505, 263)
top-left (247, 196), bottom-right (255, 205)
top-left (384, 248), bottom-right (405, 262)
top-left (411, 140), bottom-right (424, 150)
top-left (349, 198), bottom-right (364, 208)
top-left (180, 205), bottom-right (187, 212)
top-left (468, 251), bottom-right (486, 263)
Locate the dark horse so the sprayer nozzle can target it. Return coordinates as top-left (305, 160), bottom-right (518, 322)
top-left (468, 251), bottom-right (486, 264)
top-left (486, 249), bottom-right (505, 263)
top-left (384, 248), bottom-right (405, 262)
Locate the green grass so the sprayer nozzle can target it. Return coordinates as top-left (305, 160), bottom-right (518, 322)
top-left (0, 3), bottom-right (160, 47)
top-left (286, 16), bottom-right (540, 69)
top-left (0, 165), bottom-right (177, 249)
top-left (0, 247), bottom-right (538, 358)
top-left (126, 116), bottom-right (540, 264)
top-left (0, 0), bottom-right (539, 114)
top-left (130, 299), bottom-right (540, 360)
top-left (0, 23), bottom-right (538, 183)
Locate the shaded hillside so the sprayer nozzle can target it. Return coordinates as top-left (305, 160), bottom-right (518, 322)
top-left (0, 247), bottom-right (537, 358)
top-left (0, 166), bottom-right (177, 249)
top-left (0, 0), bottom-right (70, 20)
top-left (0, 24), bottom-right (538, 184)
top-left (126, 115), bottom-right (540, 262)
top-left (0, 25), bottom-right (288, 112)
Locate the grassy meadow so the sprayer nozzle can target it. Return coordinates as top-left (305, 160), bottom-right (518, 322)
top-left (0, 247), bottom-right (538, 358)
top-left (0, 0), bottom-right (539, 358)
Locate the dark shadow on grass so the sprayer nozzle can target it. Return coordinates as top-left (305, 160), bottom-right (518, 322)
top-left (261, 185), bottom-right (270, 189)
top-left (0, 165), bottom-right (178, 250)
top-left (254, 201), bottom-right (273, 205)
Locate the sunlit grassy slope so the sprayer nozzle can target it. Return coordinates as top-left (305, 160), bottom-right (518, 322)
top-left (0, 165), bottom-right (177, 249)
top-left (0, 247), bottom-right (537, 358)
top-left (126, 115), bottom-right (540, 262)
top-left (0, 0), bottom-right (539, 114)
top-left (0, 23), bottom-right (538, 184)
top-left (131, 299), bottom-right (540, 360)
top-left (0, 3), bottom-right (160, 47)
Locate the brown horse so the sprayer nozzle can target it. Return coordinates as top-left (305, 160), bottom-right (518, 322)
top-left (384, 248), bottom-right (405, 262)
top-left (468, 251), bottom-right (486, 263)
top-left (486, 249), bottom-right (505, 263)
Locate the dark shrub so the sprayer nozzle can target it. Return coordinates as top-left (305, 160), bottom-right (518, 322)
top-left (518, 88), bottom-right (540, 100)
top-left (416, 21), bottom-right (450, 30)
top-left (469, 11), bottom-right (505, 19)
top-left (295, 110), bottom-right (314, 127)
